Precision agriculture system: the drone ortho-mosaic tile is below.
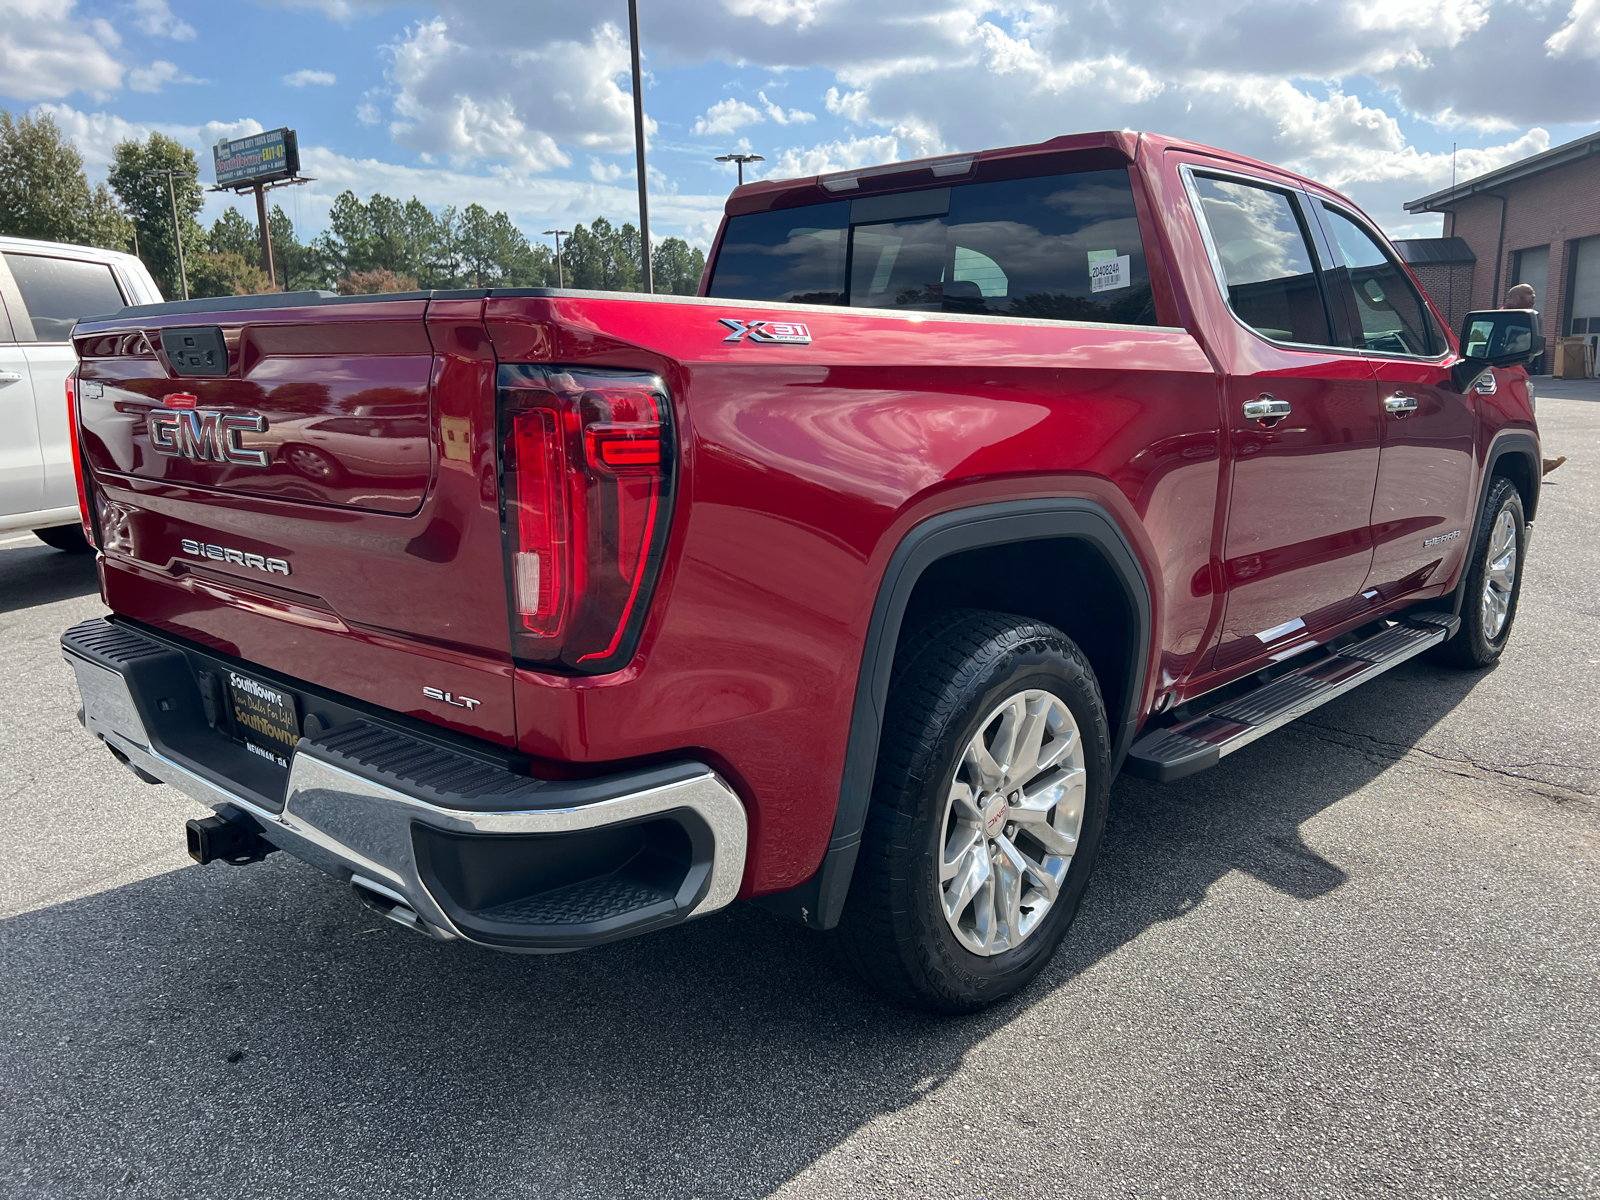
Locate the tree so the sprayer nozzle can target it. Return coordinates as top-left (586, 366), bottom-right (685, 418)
top-left (564, 217), bottom-right (642, 292)
top-left (653, 237), bottom-right (706, 295)
top-left (269, 204), bottom-right (331, 292)
top-left (189, 251), bottom-right (271, 297)
top-left (107, 132), bottom-right (204, 300)
top-left (321, 189), bottom-right (374, 275)
top-left (0, 109), bottom-right (131, 252)
top-left (336, 268), bottom-right (418, 295)
top-left (207, 207), bottom-right (258, 259)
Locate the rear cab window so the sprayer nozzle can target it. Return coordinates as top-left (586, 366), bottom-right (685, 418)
top-left (3, 252), bottom-right (126, 342)
top-left (708, 169), bottom-right (1159, 326)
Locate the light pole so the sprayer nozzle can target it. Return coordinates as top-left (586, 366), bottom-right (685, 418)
top-left (543, 229), bottom-right (570, 288)
top-left (627, 0), bottom-right (652, 293)
top-left (144, 167), bottom-right (195, 300)
top-left (715, 153), bottom-right (765, 187)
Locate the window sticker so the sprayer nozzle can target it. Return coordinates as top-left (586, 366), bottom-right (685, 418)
top-left (1088, 250), bottom-right (1131, 293)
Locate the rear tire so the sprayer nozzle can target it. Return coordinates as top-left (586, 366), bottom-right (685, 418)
top-left (32, 525), bottom-right (92, 553)
top-left (1432, 476), bottom-right (1526, 669)
top-left (831, 610), bottom-right (1112, 1013)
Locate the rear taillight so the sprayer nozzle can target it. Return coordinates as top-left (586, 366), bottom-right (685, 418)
top-left (500, 366), bottom-right (674, 674)
top-left (64, 371), bottom-right (97, 548)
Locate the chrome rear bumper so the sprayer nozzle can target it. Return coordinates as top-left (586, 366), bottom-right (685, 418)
top-left (63, 618), bottom-right (748, 951)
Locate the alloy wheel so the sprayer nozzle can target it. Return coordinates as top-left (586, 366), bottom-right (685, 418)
top-left (938, 689), bottom-right (1086, 956)
top-left (1482, 509), bottom-right (1517, 640)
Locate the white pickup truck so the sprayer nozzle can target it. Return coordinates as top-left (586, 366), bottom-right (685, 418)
top-left (0, 236), bottom-right (163, 549)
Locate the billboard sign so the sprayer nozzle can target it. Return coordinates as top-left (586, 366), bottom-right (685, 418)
top-left (213, 128), bottom-right (299, 188)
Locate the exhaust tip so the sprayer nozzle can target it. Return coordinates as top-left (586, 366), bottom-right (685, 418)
top-left (351, 876), bottom-right (454, 940)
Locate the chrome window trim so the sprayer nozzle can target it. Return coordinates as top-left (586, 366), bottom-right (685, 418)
top-left (1178, 162), bottom-right (1351, 357)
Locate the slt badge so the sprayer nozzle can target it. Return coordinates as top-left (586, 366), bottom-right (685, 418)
top-left (718, 318), bottom-right (812, 345)
top-left (423, 686), bottom-right (482, 711)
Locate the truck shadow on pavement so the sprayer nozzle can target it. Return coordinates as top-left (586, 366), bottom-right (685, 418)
top-left (0, 660), bottom-right (1490, 1200)
top-left (0, 544), bottom-right (99, 615)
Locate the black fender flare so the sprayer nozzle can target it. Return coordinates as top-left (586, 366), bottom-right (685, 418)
top-left (1448, 430), bottom-right (1540, 619)
top-left (755, 498), bottom-right (1153, 930)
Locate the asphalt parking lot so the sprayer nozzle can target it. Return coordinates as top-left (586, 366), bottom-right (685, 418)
top-left (2, 388), bottom-right (1597, 1200)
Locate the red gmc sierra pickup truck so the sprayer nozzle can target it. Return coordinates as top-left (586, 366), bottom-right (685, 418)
top-left (61, 131), bottom-right (1543, 1012)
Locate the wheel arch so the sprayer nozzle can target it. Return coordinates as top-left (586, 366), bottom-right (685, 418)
top-left (1484, 432), bottom-right (1539, 524)
top-left (1443, 430), bottom-right (1539, 622)
top-left (755, 498), bottom-right (1152, 930)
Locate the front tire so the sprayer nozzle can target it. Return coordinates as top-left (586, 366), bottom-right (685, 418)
top-left (1432, 476), bottom-right (1526, 669)
top-left (832, 610), bottom-right (1112, 1013)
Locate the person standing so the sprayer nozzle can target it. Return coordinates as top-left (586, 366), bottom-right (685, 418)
top-left (1505, 283), bottom-right (1566, 475)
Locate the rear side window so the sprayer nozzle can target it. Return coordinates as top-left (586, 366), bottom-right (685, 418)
top-left (708, 169), bottom-right (1158, 326)
top-left (3, 252), bottom-right (125, 342)
top-left (1190, 175), bottom-right (1330, 345)
top-left (702, 201), bottom-right (851, 305)
top-left (1318, 205), bottom-right (1438, 356)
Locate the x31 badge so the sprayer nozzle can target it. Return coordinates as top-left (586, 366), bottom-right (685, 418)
top-left (718, 318), bottom-right (813, 345)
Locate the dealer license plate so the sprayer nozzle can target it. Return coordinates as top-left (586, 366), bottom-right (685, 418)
top-left (224, 669), bottom-right (300, 768)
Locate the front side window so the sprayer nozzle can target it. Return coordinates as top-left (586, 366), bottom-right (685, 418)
top-left (1190, 175), bottom-right (1330, 345)
top-left (708, 169), bottom-right (1158, 326)
top-left (3, 253), bottom-right (126, 342)
top-left (1318, 206), bottom-right (1438, 357)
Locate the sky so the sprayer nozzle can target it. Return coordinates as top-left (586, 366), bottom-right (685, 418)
top-left (2, 0), bottom-right (1598, 256)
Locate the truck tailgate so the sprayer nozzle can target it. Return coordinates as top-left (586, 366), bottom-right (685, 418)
top-left (72, 295), bottom-right (516, 746)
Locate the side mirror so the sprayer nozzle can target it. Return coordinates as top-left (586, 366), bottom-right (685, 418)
top-left (1453, 308), bottom-right (1542, 392)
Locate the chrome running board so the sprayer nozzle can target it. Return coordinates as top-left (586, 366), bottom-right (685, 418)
top-left (1124, 613), bottom-right (1459, 782)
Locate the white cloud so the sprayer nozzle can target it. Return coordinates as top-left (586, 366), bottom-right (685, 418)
top-left (382, 15), bottom-right (655, 171)
top-left (39, 1), bottom-right (1597, 249)
top-left (0, 0), bottom-right (123, 100)
top-left (294, 144), bottom-right (727, 246)
top-left (693, 98), bottom-right (763, 136)
top-left (1546, 0), bottom-right (1600, 59)
top-left (760, 133), bottom-right (901, 179)
top-left (284, 69), bottom-right (337, 87)
top-left (127, 59), bottom-right (205, 93)
top-left (37, 102), bottom-right (727, 248)
top-left (260, 0), bottom-right (396, 21)
top-left (824, 87), bottom-right (870, 124)
top-left (758, 90), bottom-right (815, 125)
top-left (131, 0), bottom-right (196, 41)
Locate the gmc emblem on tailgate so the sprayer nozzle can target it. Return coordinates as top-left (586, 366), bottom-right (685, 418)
top-left (149, 407), bottom-right (271, 468)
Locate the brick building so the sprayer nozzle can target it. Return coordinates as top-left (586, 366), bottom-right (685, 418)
top-left (1392, 236), bottom-right (1476, 334)
top-left (1403, 129), bottom-right (1600, 372)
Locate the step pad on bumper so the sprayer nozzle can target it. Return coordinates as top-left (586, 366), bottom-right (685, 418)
top-left (310, 721), bottom-right (550, 807)
top-left (1125, 614), bottom-right (1458, 783)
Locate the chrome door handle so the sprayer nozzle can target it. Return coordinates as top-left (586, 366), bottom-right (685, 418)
top-left (1384, 393), bottom-right (1419, 416)
top-left (1243, 395), bottom-right (1292, 422)
top-left (0, 371), bottom-right (23, 383)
